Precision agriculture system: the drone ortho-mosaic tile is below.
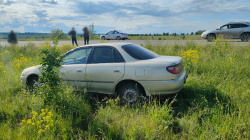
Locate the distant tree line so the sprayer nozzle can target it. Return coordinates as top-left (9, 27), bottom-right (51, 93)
top-left (128, 30), bottom-right (205, 36)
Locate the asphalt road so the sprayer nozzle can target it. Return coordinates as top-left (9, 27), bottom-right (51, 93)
top-left (0, 39), bottom-right (249, 46)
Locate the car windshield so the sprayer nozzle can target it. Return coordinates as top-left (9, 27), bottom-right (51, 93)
top-left (122, 44), bottom-right (159, 60)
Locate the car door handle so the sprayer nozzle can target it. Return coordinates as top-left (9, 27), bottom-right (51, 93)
top-left (113, 69), bottom-right (120, 73)
top-left (76, 69), bottom-right (82, 72)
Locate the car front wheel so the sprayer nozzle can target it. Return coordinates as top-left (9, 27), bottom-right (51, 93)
top-left (118, 82), bottom-right (143, 104)
top-left (27, 75), bottom-right (41, 91)
top-left (207, 34), bottom-right (216, 42)
top-left (240, 33), bottom-right (249, 42)
top-left (101, 36), bottom-right (106, 40)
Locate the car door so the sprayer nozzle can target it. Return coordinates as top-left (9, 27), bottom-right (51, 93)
top-left (60, 47), bottom-right (93, 89)
top-left (112, 31), bottom-right (118, 39)
top-left (228, 24), bottom-right (243, 38)
top-left (85, 46), bottom-right (125, 94)
top-left (217, 25), bottom-right (229, 38)
top-left (107, 31), bottom-right (113, 39)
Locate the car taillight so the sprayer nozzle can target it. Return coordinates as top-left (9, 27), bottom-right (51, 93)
top-left (166, 62), bottom-right (183, 74)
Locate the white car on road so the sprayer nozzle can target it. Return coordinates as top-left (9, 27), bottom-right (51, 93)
top-left (20, 43), bottom-right (188, 103)
top-left (100, 30), bottom-right (128, 40)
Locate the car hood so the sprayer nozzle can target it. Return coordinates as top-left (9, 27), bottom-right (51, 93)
top-left (202, 29), bottom-right (218, 35)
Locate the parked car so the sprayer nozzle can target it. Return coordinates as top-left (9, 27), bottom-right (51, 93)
top-left (100, 30), bottom-right (128, 40)
top-left (201, 22), bottom-right (250, 42)
top-left (20, 43), bottom-right (188, 103)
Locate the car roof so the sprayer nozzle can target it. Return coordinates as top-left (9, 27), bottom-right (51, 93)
top-left (227, 21), bottom-right (250, 25)
top-left (74, 43), bottom-right (133, 49)
top-left (66, 43), bottom-right (141, 62)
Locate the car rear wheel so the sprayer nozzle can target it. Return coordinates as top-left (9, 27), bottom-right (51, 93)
top-left (118, 82), bottom-right (143, 104)
top-left (240, 33), bottom-right (249, 42)
top-left (116, 36), bottom-right (121, 40)
top-left (101, 36), bottom-right (106, 40)
top-left (207, 34), bottom-right (216, 42)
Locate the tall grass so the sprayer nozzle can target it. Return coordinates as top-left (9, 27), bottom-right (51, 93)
top-left (0, 40), bottom-right (249, 139)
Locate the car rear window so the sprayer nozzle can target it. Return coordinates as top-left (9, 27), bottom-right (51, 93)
top-left (122, 44), bottom-right (159, 60)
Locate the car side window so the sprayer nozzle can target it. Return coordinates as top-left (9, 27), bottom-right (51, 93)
top-left (241, 24), bottom-right (249, 28)
top-left (107, 31), bottom-right (113, 35)
top-left (220, 25), bottom-right (228, 30)
top-left (90, 47), bottom-right (114, 64)
top-left (63, 48), bottom-right (92, 65)
top-left (229, 24), bottom-right (241, 29)
top-left (113, 49), bottom-right (124, 63)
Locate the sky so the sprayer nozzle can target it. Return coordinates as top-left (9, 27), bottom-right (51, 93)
top-left (0, 0), bottom-right (249, 34)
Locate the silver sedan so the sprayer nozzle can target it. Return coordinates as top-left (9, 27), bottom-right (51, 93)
top-left (20, 43), bottom-right (187, 103)
top-left (100, 30), bottom-right (128, 40)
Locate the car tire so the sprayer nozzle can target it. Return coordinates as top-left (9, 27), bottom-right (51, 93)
top-left (116, 36), bottom-right (121, 40)
top-left (240, 33), bottom-right (249, 42)
top-left (207, 34), bottom-right (216, 42)
top-left (101, 36), bottom-right (106, 40)
top-left (118, 82), bottom-right (143, 104)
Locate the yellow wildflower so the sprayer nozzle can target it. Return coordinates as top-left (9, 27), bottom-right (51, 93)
top-left (48, 112), bottom-right (52, 116)
top-left (38, 129), bottom-right (43, 134)
top-left (32, 111), bottom-right (38, 115)
top-left (40, 112), bottom-right (46, 116)
top-left (179, 50), bottom-right (199, 66)
top-left (27, 119), bottom-right (32, 124)
top-left (41, 109), bottom-right (45, 112)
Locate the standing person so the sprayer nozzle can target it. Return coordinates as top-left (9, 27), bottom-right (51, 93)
top-left (68, 27), bottom-right (78, 46)
top-left (8, 30), bottom-right (18, 45)
top-left (83, 27), bottom-right (89, 45)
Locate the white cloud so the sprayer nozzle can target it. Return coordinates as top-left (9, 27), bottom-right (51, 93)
top-left (0, 0), bottom-right (249, 33)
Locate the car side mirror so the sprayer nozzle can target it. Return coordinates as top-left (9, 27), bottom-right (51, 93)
top-left (216, 28), bottom-right (220, 30)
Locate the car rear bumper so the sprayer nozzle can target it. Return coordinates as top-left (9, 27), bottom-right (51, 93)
top-left (139, 71), bottom-right (188, 96)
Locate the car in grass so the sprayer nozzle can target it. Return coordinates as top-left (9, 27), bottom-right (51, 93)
top-left (20, 43), bottom-right (188, 103)
top-left (201, 22), bottom-right (250, 42)
top-left (100, 30), bottom-right (128, 40)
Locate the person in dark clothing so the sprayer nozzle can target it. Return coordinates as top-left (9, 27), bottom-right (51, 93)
top-left (83, 27), bottom-right (89, 45)
top-left (8, 30), bottom-right (18, 45)
top-left (68, 27), bottom-right (78, 46)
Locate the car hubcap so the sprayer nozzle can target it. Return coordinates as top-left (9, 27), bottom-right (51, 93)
top-left (208, 35), bottom-right (214, 41)
top-left (123, 89), bottom-right (138, 103)
top-left (242, 34), bottom-right (249, 41)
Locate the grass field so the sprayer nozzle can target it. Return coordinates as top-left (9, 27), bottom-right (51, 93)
top-left (0, 40), bottom-right (249, 139)
top-left (0, 34), bottom-right (203, 41)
